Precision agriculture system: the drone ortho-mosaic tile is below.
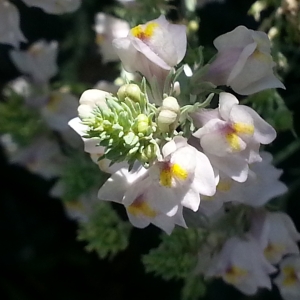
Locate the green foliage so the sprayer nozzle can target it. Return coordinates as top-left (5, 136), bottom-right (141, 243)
top-left (143, 227), bottom-right (206, 280)
top-left (0, 93), bottom-right (47, 146)
top-left (60, 151), bottom-right (109, 202)
top-left (77, 201), bottom-right (131, 259)
top-left (181, 275), bottom-right (207, 300)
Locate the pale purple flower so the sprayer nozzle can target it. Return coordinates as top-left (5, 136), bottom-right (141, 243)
top-left (204, 26), bottom-right (285, 95)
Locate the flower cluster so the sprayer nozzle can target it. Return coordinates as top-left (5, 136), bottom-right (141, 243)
top-left (1, 2), bottom-right (298, 300)
top-left (0, 0), bottom-right (81, 47)
top-left (65, 12), bottom-right (300, 298)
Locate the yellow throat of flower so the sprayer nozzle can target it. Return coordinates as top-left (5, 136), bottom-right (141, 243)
top-left (131, 22), bottom-right (158, 41)
top-left (159, 163), bottom-right (188, 188)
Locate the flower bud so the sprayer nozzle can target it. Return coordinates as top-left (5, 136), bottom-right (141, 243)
top-left (139, 143), bottom-right (157, 163)
top-left (132, 114), bottom-right (150, 135)
top-left (157, 97), bottom-right (180, 133)
top-left (117, 83), bottom-right (142, 103)
top-left (162, 96), bottom-right (180, 113)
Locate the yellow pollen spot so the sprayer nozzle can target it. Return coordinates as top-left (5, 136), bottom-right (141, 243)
top-left (264, 243), bottom-right (285, 261)
top-left (217, 179), bottom-right (233, 192)
top-left (224, 265), bottom-right (248, 284)
top-left (226, 133), bottom-right (241, 151)
top-left (131, 22), bottom-right (158, 41)
top-left (95, 33), bottom-right (106, 45)
top-left (127, 197), bottom-right (157, 218)
top-left (47, 93), bottom-right (62, 112)
top-left (172, 163), bottom-right (188, 180)
top-left (251, 49), bottom-right (272, 63)
top-left (282, 266), bottom-right (298, 286)
top-left (159, 163), bottom-right (188, 187)
top-left (232, 123), bottom-right (254, 135)
top-left (28, 44), bottom-right (43, 56)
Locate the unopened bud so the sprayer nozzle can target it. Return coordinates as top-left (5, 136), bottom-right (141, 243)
top-left (132, 114), bottom-right (149, 135)
top-left (157, 97), bottom-right (180, 133)
top-left (139, 143), bottom-right (157, 163)
top-left (117, 83), bottom-right (142, 103)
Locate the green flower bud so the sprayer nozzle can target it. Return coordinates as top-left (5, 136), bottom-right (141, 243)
top-left (132, 114), bottom-right (150, 135)
top-left (139, 143), bottom-right (157, 163)
top-left (117, 84), bottom-right (142, 103)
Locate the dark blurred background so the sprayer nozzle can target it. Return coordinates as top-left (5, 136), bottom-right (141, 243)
top-left (1, 0), bottom-right (300, 299)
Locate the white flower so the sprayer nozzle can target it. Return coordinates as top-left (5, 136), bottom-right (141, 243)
top-left (41, 90), bottom-right (78, 132)
top-left (112, 15), bottom-right (186, 100)
top-left (204, 25), bottom-right (285, 95)
top-left (98, 163), bottom-right (186, 234)
top-left (21, 0), bottom-right (81, 14)
top-left (10, 40), bottom-right (58, 83)
top-left (192, 92), bottom-right (276, 182)
top-left (250, 211), bottom-right (300, 264)
top-left (205, 151), bottom-right (287, 207)
top-left (3, 137), bottom-right (65, 179)
top-left (274, 255), bottom-right (300, 300)
top-left (51, 184), bottom-right (98, 222)
top-left (0, 1), bottom-right (27, 47)
top-left (206, 236), bottom-right (276, 295)
top-left (77, 88), bottom-right (110, 120)
top-left (94, 13), bottom-right (130, 63)
top-left (98, 136), bottom-right (217, 233)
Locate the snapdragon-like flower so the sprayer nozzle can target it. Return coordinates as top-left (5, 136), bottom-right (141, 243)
top-left (274, 255), bottom-right (300, 300)
top-left (98, 136), bottom-right (217, 233)
top-left (204, 25), bottom-right (285, 95)
top-left (42, 90), bottom-right (78, 132)
top-left (10, 40), bottom-right (58, 84)
top-left (21, 0), bottom-right (81, 14)
top-left (94, 13), bottom-right (130, 63)
top-left (250, 211), bottom-right (300, 264)
top-left (207, 236), bottom-right (276, 295)
top-left (192, 92), bottom-right (276, 182)
top-left (0, 0), bottom-right (27, 47)
top-left (113, 15), bottom-right (186, 101)
top-left (202, 152), bottom-right (287, 212)
top-left (98, 163), bottom-right (187, 234)
top-left (4, 136), bottom-right (65, 179)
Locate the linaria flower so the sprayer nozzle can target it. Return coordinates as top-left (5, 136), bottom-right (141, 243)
top-left (204, 25), bottom-right (285, 95)
top-left (0, 0), bottom-right (27, 47)
top-left (274, 255), bottom-right (300, 300)
top-left (192, 92), bottom-right (276, 182)
top-left (98, 136), bottom-right (217, 233)
top-left (3, 136), bottom-right (65, 179)
top-left (42, 90), bottom-right (78, 132)
top-left (98, 163), bottom-right (187, 234)
top-left (207, 236), bottom-right (276, 295)
top-left (21, 0), bottom-right (81, 14)
top-left (203, 151), bottom-right (287, 209)
top-left (94, 13), bottom-right (130, 63)
top-left (250, 211), bottom-right (300, 264)
top-left (113, 15), bottom-right (186, 101)
top-left (10, 40), bottom-right (58, 83)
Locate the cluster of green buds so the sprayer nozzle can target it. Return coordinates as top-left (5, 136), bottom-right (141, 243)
top-left (80, 82), bottom-right (160, 168)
